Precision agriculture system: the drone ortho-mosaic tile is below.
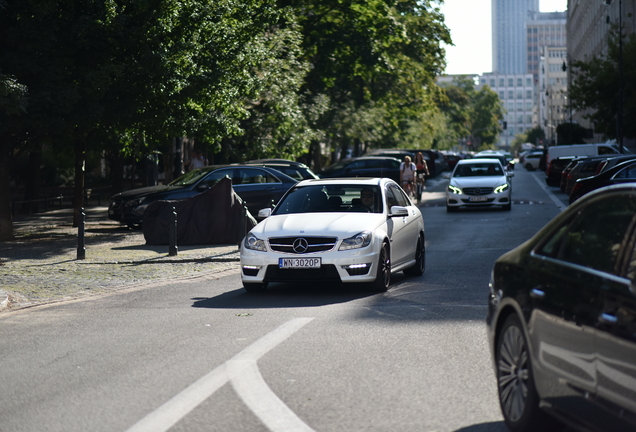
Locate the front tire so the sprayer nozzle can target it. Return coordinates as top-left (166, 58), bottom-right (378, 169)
top-left (243, 282), bottom-right (268, 293)
top-left (404, 236), bottom-right (425, 276)
top-left (496, 315), bottom-right (561, 432)
top-left (369, 242), bottom-right (390, 292)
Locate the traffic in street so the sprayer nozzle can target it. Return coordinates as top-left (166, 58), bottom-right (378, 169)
top-left (1, 168), bottom-right (570, 432)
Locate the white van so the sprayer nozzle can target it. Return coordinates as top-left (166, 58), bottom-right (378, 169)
top-left (546, 142), bottom-right (631, 165)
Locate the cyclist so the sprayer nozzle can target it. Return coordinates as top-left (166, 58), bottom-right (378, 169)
top-left (400, 155), bottom-right (417, 199)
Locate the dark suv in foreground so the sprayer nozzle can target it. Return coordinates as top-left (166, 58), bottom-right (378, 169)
top-left (487, 183), bottom-right (636, 432)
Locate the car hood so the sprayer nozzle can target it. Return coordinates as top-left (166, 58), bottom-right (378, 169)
top-left (450, 177), bottom-right (506, 188)
top-left (113, 185), bottom-right (187, 200)
top-left (252, 213), bottom-right (386, 238)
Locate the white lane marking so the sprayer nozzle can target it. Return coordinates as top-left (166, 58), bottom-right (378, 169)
top-left (126, 317), bottom-right (314, 432)
top-left (531, 173), bottom-right (566, 212)
top-left (228, 359), bottom-right (315, 432)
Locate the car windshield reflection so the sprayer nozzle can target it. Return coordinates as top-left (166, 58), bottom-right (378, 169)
top-left (168, 167), bottom-right (214, 186)
top-left (273, 185), bottom-right (383, 214)
top-left (453, 164), bottom-right (503, 177)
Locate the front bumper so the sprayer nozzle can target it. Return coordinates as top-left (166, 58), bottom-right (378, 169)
top-left (446, 192), bottom-right (511, 208)
top-left (239, 243), bottom-right (380, 284)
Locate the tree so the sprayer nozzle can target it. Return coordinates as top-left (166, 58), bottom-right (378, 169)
top-left (570, 26), bottom-right (636, 140)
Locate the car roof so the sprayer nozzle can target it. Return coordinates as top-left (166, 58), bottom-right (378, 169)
top-left (295, 177), bottom-right (388, 187)
top-left (457, 158), bottom-right (502, 165)
top-left (245, 159), bottom-right (309, 167)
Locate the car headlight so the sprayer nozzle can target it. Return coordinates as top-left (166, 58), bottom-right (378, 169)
top-left (448, 185), bottom-right (462, 195)
top-left (339, 231), bottom-right (372, 251)
top-left (244, 233), bottom-right (267, 252)
top-left (125, 197), bottom-right (146, 208)
top-left (494, 184), bottom-right (509, 194)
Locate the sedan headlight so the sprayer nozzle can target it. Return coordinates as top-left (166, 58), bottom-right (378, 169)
top-left (339, 231), bottom-right (372, 251)
top-left (494, 184), bottom-right (509, 194)
top-left (244, 233), bottom-right (267, 252)
top-left (448, 185), bottom-right (462, 195)
top-left (125, 196), bottom-right (146, 208)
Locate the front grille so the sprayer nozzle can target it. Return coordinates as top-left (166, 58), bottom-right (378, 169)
top-left (463, 187), bottom-right (494, 195)
top-left (264, 264), bottom-right (341, 282)
top-left (268, 236), bottom-right (337, 254)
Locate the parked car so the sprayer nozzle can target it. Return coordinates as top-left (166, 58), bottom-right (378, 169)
top-left (245, 159), bottom-right (319, 181)
top-left (240, 177), bottom-right (425, 292)
top-left (441, 152), bottom-right (463, 170)
top-left (563, 156), bottom-right (607, 196)
top-left (409, 149), bottom-right (450, 176)
top-left (319, 156), bottom-right (402, 183)
top-left (545, 156), bottom-right (576, 187)
top-left (446, 158), bottom-right (513, 212)
top-left (108, 165), bottom-right (298, 227)
top-left (596, 154), bottom-right (636, 174)
top-left (569, 158), bottom-right (636, 204)
top-left (520, 151), bottom-right (543, 171)
top-left (487, 183), bottom-right (636, 432)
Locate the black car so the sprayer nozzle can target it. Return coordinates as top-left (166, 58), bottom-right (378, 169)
top-left (108, 165), bottom-right (297, 227)
top-left (487, 183), bottom-right (636, 432)
top-left (570, 158), bottom-right (636, 204)
top-left (245, 159), bottom-right (319, 181)
top-left (545, 156), bottom-right (577, 187)
top-left (318, 156), bottom-right (402, 183)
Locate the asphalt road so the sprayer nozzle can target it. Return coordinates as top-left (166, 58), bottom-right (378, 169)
top-left (0, 168), bottom-right (568, 432)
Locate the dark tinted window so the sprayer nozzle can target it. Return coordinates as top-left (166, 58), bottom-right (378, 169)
top-left (612, 163), bottom-right (636, 179)
top-left (537, 194), bottom-right (636, 274)
top-left (388, 184), bottom-right (409, 206)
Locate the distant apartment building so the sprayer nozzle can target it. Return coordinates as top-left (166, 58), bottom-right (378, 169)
top-left (539, 46), bottom-right (568, 145)
top-left (492, 0), bottom-right (539, 74)
top-left (480, 73), bottom-right (536, 148)
top-left (527, 11), bottom-right (567, 81)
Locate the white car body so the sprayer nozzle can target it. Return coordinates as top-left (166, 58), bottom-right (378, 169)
top-left (446, 158), bottom-right (513, 211)
top-left (239, 178), bottom-right (425, 292)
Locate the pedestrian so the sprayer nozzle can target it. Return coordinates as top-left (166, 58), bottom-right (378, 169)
top-left (414, 152), bottom-right (430, 204)
top-left (185, 151), bottom-right (208, 171)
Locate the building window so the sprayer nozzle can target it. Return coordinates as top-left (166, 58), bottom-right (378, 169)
top-left (526, 90), bottom-right (532, 99)
top-left (490, 79), bottom-right (495, 87)
top-left (526, 78), bottom-right (532, 86)
top-left (517, 78), bottom-right (522, 86)
top-left (499, 91), bottom-right (504, 99)
top-left (508, 90), bottom-right (514, 99)
top-left (517, 102), bottom-right (523, 111)
top-left (508, 78), bottom-right (514, 86)
top-left (499, 78), bottom-right (504, 87)
top-left (517, 90), bottom-right (523, 99)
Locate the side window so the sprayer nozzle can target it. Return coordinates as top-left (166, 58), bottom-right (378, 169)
top-left (540, 194), bottom-right (636, 274)
top-left (385, 187), bottom-right (399, 209)
top-left (613, 163), bottom-right (636, 180)
top-left (234, 168), bottom-right (278, 185)
top-left (598, 146), bottom-right (616, 155)
top-left (199, 169), bottom-right (233, 188)
top-left (389, 184), bottom-right (409, 207)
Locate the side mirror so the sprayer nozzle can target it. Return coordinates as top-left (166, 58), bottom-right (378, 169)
top-left (257, 208), bottom-right (272, 218)
top-left (389, 206), bottom-right (408, 217)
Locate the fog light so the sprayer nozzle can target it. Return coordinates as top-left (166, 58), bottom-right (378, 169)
top-left (242, 265), bottom-right (261, 277)
top-left (342, 263), bottom-right (371, 276)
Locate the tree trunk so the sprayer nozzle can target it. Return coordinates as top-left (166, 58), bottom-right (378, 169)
top-left (72, 137), bottom-right (86, 227)
top-left (0, 135), bottom-right (15, 241)
top-left (19, 145), bottom-right (42, 214)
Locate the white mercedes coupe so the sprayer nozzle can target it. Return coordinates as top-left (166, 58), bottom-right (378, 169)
top-left (239, 178), bottom-right (425, 293)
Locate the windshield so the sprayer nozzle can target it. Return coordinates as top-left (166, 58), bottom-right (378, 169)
top-left (453, 163), bottom-right (503, 177)
top-left (168, 167), bottom-right (214, 186)
top-left (273, 184), bottom-right (383, 214)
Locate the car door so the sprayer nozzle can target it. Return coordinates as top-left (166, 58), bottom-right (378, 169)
top-left (528, 193), bottom-right (636, 422)
top-left (593, 193), bottom-right (636, 431)
top-left (385, 184), bottom-right (418, 267)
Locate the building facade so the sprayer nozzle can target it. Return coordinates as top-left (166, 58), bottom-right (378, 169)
top-left (492, 0), bottom-right (539, 74)
top-left (480, 73), bottom-right (537, 148)
top-left (527, 11), bottom-right (567, 81)
top-left (567, 0), bottom-right (636, 144)
top-left (539, 46), bottom-right (568, 145)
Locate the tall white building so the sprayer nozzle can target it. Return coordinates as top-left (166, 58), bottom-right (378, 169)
top-left (480, 73), bottom-right (536, 148)
top-left (492, 0), bottom-right (539, 73)
top-left (527, 11), bottom-right (567, 81)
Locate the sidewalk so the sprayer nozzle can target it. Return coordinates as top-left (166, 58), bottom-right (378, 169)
top-left (1, 206), bottom-right (241, 312)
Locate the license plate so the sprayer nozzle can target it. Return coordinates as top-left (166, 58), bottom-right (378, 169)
top-left (279, 257), bottom-right (321, 269)
top-left (469, 196), bottom-right (488, 202)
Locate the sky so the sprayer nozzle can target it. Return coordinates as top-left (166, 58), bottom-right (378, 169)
top-left (439, 0), bottom-right (568, 75)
